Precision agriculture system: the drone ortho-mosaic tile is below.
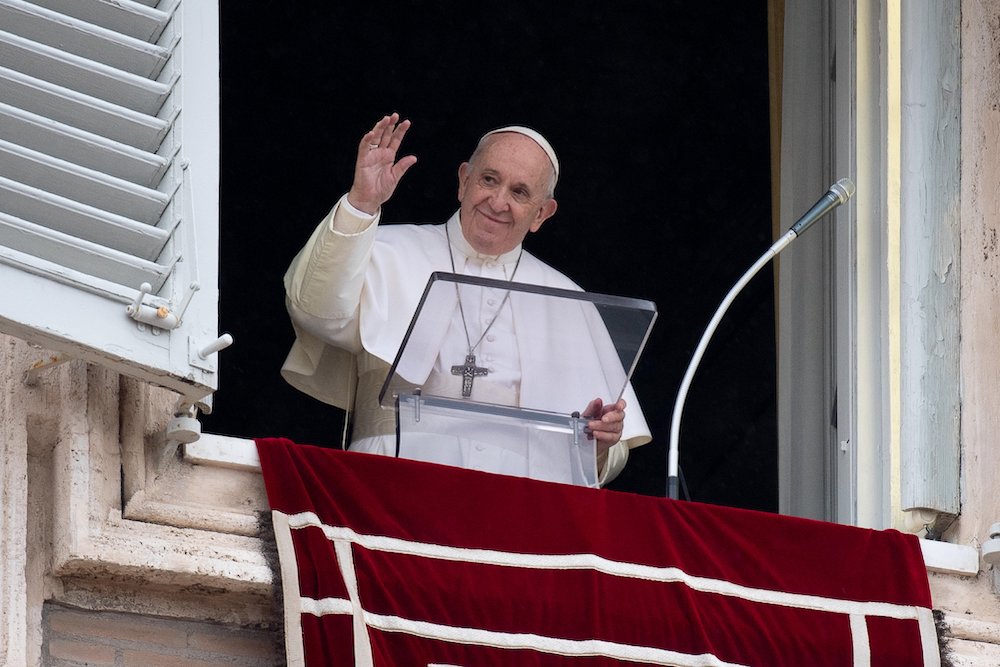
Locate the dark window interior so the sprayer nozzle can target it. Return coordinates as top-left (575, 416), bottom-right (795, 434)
top-left (205, 2), bottom-right (777, 510)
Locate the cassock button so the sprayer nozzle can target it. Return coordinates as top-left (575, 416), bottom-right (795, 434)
top-left (487, 298), bottom-right (497, 306)
top-left (486, 334), bottom-right (496, 342)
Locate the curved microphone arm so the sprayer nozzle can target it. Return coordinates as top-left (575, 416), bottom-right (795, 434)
top-left (667, 178), bottom-right (855, 500)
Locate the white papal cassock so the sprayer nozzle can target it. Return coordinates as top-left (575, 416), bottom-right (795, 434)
top-left (281, 195), bottom-right (651, 485)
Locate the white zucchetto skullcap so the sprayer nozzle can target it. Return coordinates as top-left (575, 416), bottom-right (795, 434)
top-left (479, 126), bottom-right (559, 181)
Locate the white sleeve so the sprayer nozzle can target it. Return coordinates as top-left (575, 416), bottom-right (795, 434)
top-left (598, 441), bottom-right (629, 486)
top-left (283, 194), bottom-right (380, 350)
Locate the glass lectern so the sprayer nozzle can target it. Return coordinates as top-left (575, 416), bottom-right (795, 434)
top-left (379, 272), bottom-right (657, 487)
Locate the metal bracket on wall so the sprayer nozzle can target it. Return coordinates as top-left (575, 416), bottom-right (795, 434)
top-left (22, 352), bottom-right (71, 386)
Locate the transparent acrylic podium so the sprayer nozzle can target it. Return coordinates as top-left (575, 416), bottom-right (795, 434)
top-left (379, 272), bottom-right (657, 487)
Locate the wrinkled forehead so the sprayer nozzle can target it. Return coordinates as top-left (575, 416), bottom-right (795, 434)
top-left (477, 126), bottom-right (559, 181)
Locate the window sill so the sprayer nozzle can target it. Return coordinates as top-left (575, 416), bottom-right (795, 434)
top-left (185, 433), bottom-right (262, 471)
top-left (921, 538), bottom-right (980, 577)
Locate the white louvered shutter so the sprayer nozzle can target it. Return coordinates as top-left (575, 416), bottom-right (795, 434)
top-left (0, 0), bottom-right (222, 405)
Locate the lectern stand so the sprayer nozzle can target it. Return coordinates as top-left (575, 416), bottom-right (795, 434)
top-left (379, 272), bottom-right (657, 487)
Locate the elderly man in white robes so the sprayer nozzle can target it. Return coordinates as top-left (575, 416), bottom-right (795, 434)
top-left (281, 113), bottom-right (651, 485)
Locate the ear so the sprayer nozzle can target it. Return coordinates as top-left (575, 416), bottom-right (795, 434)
top-left (529, 197), bottom-right (558, 233)
top-left (457, 162), bottom-right (470, 201)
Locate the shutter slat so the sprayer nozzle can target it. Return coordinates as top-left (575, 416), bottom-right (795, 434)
top-left (0, 176), bottom-right (170, 260)
top-left (0, 102), bottom-right (169, 186)
top-left (0, 138), bottom-right (173, 223)
top-left (28, 0), bottom-right (172, 43)
top-left (0, 29), bottom-right (172, 114)
top-left (0, 211), bottom-right (173, 290)
top-left (0, 66), bottom-right (169, 150)
top-left (0, 0), bottom-right (171, 78)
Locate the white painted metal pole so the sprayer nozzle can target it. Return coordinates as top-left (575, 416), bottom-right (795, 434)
top-left (668, 179), bottom-right (854, 500)
top-left (667, 232), bottom-right (794, 500)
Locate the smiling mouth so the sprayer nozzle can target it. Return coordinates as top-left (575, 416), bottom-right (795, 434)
top-left (476, 209), bottom-right (510, 225)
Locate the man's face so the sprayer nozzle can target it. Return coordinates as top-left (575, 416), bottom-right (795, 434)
top-left (457, 133), bottom-right (558, 256)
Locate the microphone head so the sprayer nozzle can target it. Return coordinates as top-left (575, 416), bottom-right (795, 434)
top-left (830, 177), bottom-right (856, 204)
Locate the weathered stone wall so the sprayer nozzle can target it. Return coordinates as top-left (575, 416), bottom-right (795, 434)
top-left (928, 1), bottom-right (1000, 664)
top-left (43, 604), bottom-right (283, 666)
top-left (2, 333), bottom-right (279, 666)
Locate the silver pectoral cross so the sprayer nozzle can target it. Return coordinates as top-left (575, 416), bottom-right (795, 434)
top-left (451, 354), bottom-right (488, 397)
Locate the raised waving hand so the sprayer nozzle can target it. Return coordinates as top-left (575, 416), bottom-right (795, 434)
top-left (346, 113), bottom-right (418, 215)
